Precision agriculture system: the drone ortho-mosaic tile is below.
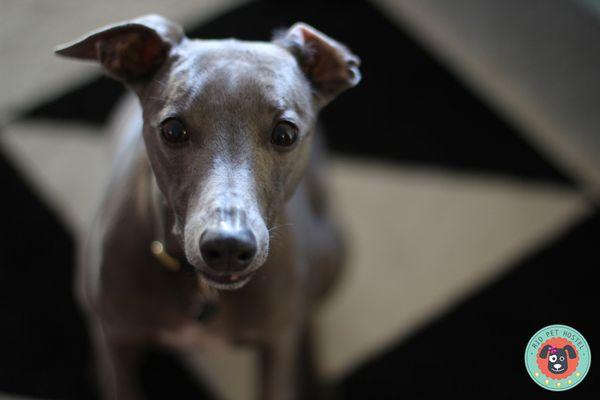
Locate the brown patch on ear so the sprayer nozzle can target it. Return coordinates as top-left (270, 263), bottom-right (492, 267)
top-left (96, 30), bottom-right (168, 82)
top-left (274, 23), bottom-right (361, 104)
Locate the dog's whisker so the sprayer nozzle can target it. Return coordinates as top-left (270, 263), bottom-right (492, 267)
top-left (268, 230), bottom-right (281, 241)
top-left (268, 224), bottom-right (295, 243)
top-left (268, 223), bottom-right (295, 232)
top-left (151, 77), bottom-right (169, 88)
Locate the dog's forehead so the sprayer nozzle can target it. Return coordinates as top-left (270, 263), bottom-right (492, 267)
top-left (175, 40), bottom-right (305, 100)
top-left (185, 38), bottom-right (295, 68)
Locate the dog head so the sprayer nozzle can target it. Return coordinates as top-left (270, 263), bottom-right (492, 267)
top-left (56, 15), bottom-right (360, 289)
top-left (539, 344), bottom-right (577, 374)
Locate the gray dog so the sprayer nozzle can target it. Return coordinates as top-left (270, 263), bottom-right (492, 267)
top-left (56, 14), bottom-right (360, 400)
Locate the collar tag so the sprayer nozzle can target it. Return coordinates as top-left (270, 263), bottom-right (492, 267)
top-left (150, 240), bottom-right (181, 271)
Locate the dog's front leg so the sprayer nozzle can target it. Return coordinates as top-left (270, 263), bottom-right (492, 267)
top-left (259, 327), bottom-right (303, 400)
top-left (91, 323), bottom-right (146, 400)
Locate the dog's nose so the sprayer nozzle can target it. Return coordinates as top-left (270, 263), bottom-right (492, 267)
top-left (199, 227), bottom-right (257, 272)
top-left (554, 364), bottom-right (562, 369)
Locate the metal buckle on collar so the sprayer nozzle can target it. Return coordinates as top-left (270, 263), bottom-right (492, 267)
top-left (150, 240), bottom-right (181, 272)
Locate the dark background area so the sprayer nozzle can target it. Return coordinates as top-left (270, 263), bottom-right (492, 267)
top-left (1, 0), bottom-right (596, 398)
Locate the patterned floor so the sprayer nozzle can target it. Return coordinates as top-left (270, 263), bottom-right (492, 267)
top-left (0, 1), bottom-right (597, 399)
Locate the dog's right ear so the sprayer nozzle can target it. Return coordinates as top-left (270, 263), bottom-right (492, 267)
top-left (539, 345), bottom-right (552, 359)
top-left (55, 14), bottom-right (184, 85)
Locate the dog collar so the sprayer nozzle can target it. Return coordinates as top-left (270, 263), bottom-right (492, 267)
top-left (149, 172), bottom-right (183, 272)
top-left (150, 239), bottom-right (218, 301)
top-left (151, 239), bottom-right (219, 321)
top-left (148, 176), bottom-right (219, 314)
top-left (150, 240), bottom-right (181, 271)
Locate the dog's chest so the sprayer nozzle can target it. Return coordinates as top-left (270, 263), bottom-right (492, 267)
top-left (155, 295), bottom-right (277, 348)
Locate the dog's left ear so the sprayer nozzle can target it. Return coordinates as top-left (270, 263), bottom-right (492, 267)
top-left (564, 345), bottom-right (577, 359)
top-left (274, 23), bottom-right (361, 105)
top-left (55, 14), bottom-right (184, 85)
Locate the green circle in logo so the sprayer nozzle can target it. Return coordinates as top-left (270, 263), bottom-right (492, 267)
top-left (525, 324), bottom-right (591, 391)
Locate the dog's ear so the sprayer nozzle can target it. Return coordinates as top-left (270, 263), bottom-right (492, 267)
top-left (274, 22), bottom-right (361, 105)
top-left (55, 14), bottom-right (184, 85)
top-left (563, 345), bottom-right (577, 359)
top-left (539, 345), bottom-right (552, 359)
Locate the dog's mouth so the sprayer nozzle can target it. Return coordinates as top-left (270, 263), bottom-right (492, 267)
top-left (550, 366), bottom-right (565, 373)
top-left (197, 270), bottom-right (255, 290)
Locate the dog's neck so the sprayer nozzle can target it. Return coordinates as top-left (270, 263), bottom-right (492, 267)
top-left (148, 172), bottom-right (185, 270)
top-left (146, 172), bottom-right (221, 300)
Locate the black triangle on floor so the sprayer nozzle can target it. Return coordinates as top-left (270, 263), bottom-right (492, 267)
top-left (141, 349), bottom-right (217, 400)
top-left (340, 210), bottom-right (599, 399)
top-left (20, 0), bottom-right (574, 186)
top-left (24, 76), bottom-right (124, 125)
top-left (0, 144), bottom-right (97, 399)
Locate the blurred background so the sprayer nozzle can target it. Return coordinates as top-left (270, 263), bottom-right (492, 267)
top-left (0, 0), bottom-right (598, 398)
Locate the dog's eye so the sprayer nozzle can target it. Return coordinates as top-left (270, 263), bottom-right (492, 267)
top-left (559, 356), bottom-right (565, 361)
top-left (549, 355), bottom-right (557, 362)
top-left (160, 118), bottom-right (188, 144)
top-left (271, 121), bottom-right (298, 150)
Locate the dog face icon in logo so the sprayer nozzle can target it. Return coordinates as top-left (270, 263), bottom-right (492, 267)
top-left (536, 337), bottom-right (579, 379)
top-left (539, 344), bottom-right (577, 375)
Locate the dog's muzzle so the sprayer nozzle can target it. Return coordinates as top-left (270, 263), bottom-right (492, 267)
top-left (195, 207), bottom-right (259, 287)
top-left (199, 226), bottom-right (257, 272)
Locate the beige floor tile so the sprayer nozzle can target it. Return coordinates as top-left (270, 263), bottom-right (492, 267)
top-left (316, 158), bottom-right (590, 378)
